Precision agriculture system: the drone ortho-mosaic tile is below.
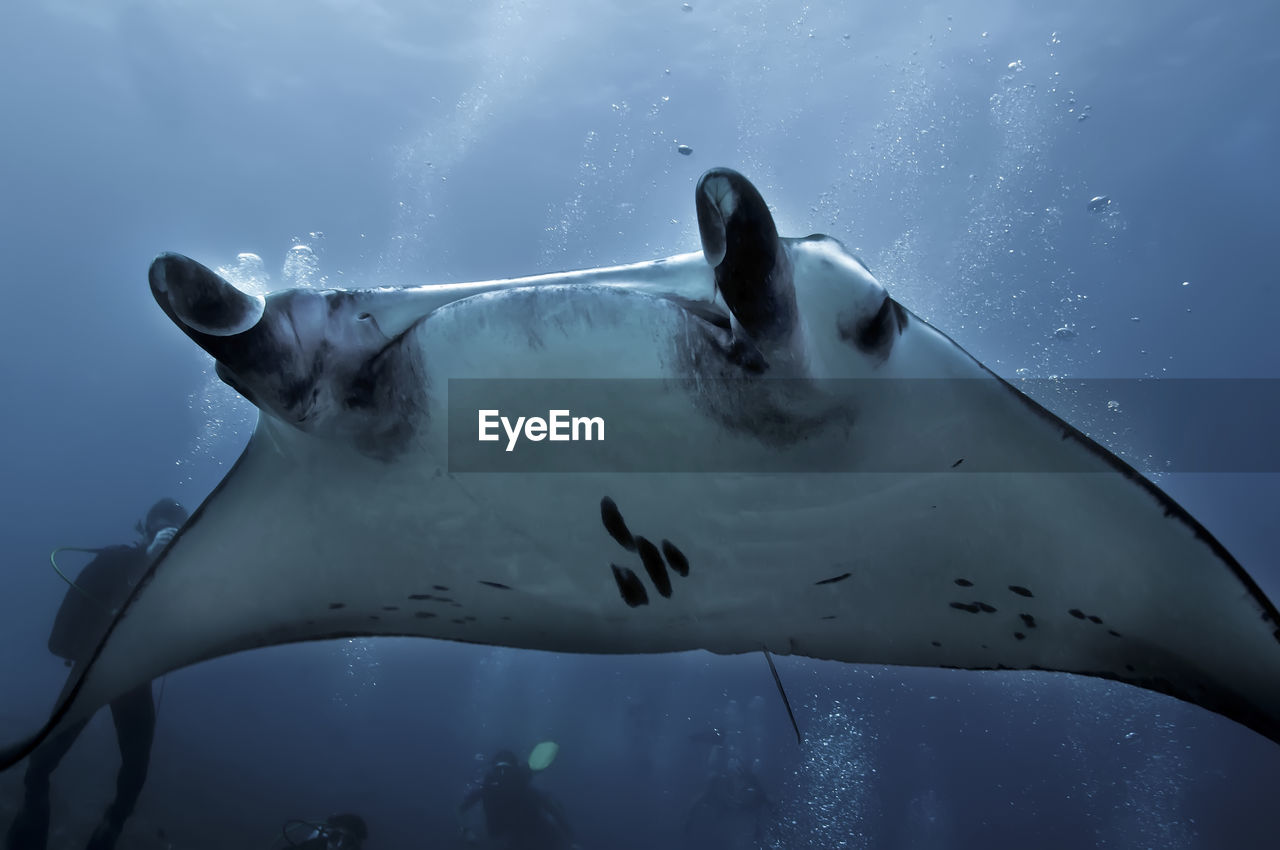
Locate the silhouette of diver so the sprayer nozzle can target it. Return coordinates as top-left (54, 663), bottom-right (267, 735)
top-left (284, 813), bottom-right (368, 850)
top-left (683, 752), bottom-right (776, 849)
top-left (5, 498), bottom-right (188, 850)
top-left (458, 750), bottom-right (579, 850)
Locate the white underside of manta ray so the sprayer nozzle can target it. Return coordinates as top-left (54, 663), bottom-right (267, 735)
top-left (3, 167), bottom-right (1279, 770)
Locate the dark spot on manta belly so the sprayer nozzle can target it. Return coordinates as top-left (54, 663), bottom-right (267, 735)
top-left (977, 602), bottom-right (997, 613)
top-left (414, 611), bottom-right (436, 619)
top-left (892, 300), bottom-right (909, 330)
top-left (950, 602), bottom-right (981, 614)
top-left (434, 584), bottom-right (450, 591)
top-left (1014, 632), bottom-right (1026, 641)
top-left (601, 497), bottom-right (636, 551)
top-left (1020, 613), bottom-right (1037, 629)
top-left (821, 615), bottom-right (837, 620)
top-left (1109, 629), bottom-right (1123, 638)
top-left (1068, 608), bottom-right (1086, 619)
top-left (479, 580), bottom-right (511, 590)
top-left (611, 565), bottom-right (649, 608)
top-left (1088, 615), bottom-right (1104, 624)
top-left (636, 537), bottom-right (672, 598)
top-left (408, 594), bottom-right (431, 600)
top-left (816, 572), bottom-right (852, 585)
top-left (328, 603), bottom-right (345, 610)
top-left (661, 540), bottom-right (690, 577)
top-left (954, 578), bottom-right (973, 587)
top-left (931, 640), bottom-right (942, 647)
top-left (839, 294), bottom-right (903, 359)
top-left (952, 458), bottom-right (964, 468)
top-left (382, 606), bottom-right (399, 612)
top-left (1008, 585), bottom-right (1034, 598)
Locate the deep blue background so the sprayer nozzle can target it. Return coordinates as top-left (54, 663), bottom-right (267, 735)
top-left (1, 1), bottom-right (1278, 848)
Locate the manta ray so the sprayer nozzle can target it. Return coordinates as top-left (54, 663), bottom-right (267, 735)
top-left (3, 168), bottom-right (1279, 771)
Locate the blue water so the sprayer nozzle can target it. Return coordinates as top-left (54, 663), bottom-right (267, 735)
top-left (1, 1), bottom-right (1278, 847)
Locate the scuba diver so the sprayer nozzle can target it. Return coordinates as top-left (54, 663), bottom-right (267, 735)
top-left (276, 813), bottom-right (368, 849)
top-left (4, 498), bottom-right (189, 850)
top-left (457, 749), bottom-right (579, 850)
top-left (683, 752), bottom-right (776, 849)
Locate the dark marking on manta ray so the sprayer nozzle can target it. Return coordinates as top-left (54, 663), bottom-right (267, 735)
top-left (725, 337), bottom-right (769, 374)
top-left (1009, 585), bottom-right (1034, 598)
top-left (891, 299), bottom-right (909, 330)
top-left (1088, 615), bottom-right (1104, 624)
top-left (408, 594), bottom-right (431, 600)
top-left (382, 606), bottom-right (399, 612)
top-left (1014, 632), bottom-right (1026, 641)
top-left (931, 640), bottom-right (942, 647)
top-left (434, 584), bottom-right (450, 591)
top-left (636, 537), bottom-right (673, 598)
top-left (328, 602), bottom-right (345, 610)
top-left (1109, 630), bottom-right (1123, 638)
top-left (600, 497), bottom-right (637, 551)
top-left (661, 540), bottom-right (690, 577)
top-left (500, 616), bottom-right (512, 622)
top-left (821, 615), bottom-right (838, 620)
top-left (479, 580), bottom-right (512, 590)
top-left (952, 458), bottom-right (964, 468)
top-left (977, 602), bottom-right (997, 613)
top-left (954, 578), bottom-right (973, 587)
top-left (839, 294), bottom-right (905, 360)
top-left (1068, 608), bottom-right (1086, 619)
top-left (1020, 613), bottom-right (1037, 629)
top-left (611, 564), bottom-right (649, 608)
top-left (414, 611), bottom-right (436, 619)
top-left (950, 602), bottom-right (981, 614)
top-left (815, 572), bottom-right (852, 586)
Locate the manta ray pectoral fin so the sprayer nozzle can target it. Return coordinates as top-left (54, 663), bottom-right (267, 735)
top-left (695, 168), bottom-right (799, 350)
